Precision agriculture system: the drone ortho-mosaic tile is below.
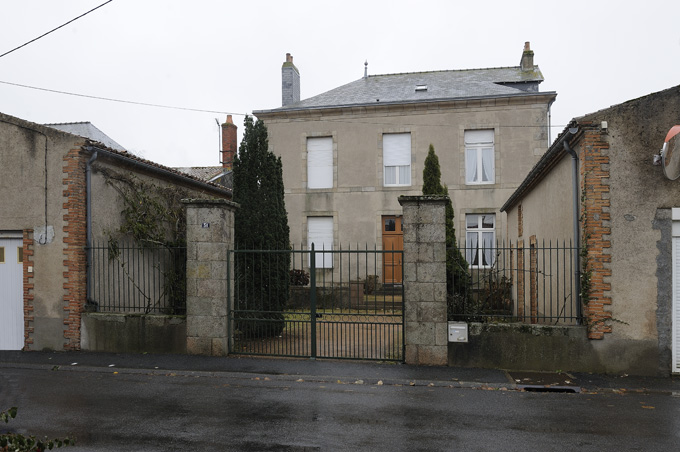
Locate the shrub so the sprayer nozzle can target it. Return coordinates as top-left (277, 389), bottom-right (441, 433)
top-left (289, 269), bottom-right (310, 286)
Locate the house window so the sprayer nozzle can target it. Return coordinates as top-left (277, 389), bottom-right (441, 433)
top-left (307, 217), bottom-right (333, 268)
top-left (465, 130), bottom-right (495, 185)
top-left (0, 247), bottom-right (4, 264)
top-left (307, 137), bottom-right (333, 189)
top-left (383, 133), bottom-right (411, 186)
top-left (466, 214), bottom-right (495, 267)
top-left (17, 247), bottom-right (23, 264)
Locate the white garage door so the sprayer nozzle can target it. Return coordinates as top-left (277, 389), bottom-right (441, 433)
top-left (0, 237), bottom-right (24, 350)
top-left (672, 209), bottom-right (680, 373)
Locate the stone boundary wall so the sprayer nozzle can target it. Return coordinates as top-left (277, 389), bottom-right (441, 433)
top-left (81, 313), bottom-right (186, 354)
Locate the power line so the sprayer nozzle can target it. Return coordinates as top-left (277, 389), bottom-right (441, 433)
top-left (0, 1), bottom-right (115, 59)
top-left (0, 79), bottom-right (247, 116)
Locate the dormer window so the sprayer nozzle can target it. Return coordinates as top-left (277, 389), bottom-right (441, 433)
top-left (415, 85), bottom-right (427, 92)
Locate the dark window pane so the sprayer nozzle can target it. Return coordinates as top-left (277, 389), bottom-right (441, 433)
top-left (385, 219), bottom-right (396, 231)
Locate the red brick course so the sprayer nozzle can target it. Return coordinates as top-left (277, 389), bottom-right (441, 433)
top-left (23, 229), bottom-right (34, 350)
top-left (62, 147), bottom-right (88, 350)
top-left (579, 124), bottom-right (612, 339)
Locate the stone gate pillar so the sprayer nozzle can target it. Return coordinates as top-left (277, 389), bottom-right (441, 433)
top-left (398, 195), bottom-right (448, 366)
top-left (183, 199), bottom-right (238, 356)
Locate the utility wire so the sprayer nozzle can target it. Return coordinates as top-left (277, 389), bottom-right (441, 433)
top-left (0, 0), bottom-right (114, 59)
top-left (0, 79), bottom-right (246, 116)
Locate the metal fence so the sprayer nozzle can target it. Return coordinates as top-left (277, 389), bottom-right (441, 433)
top-left (87, 240), bottom-right (187, 314)
top-left (228, 244), bottom-right (404, 361)
top-left (450, 240), bottom-right (581, 325)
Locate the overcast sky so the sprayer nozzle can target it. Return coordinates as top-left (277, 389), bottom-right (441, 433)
top-left (1, 0), bottom-right (679, 167)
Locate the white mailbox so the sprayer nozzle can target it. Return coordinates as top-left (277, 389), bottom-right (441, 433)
top-left (448, 322), bottom-right (468, 343)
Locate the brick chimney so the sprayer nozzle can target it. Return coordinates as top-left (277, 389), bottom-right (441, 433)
top-left (520, 41), bottom-right (534, 71)
top-left (221, 115), bottom-right (237, 169)
top-left (282, 53), bottom-right (300, 106)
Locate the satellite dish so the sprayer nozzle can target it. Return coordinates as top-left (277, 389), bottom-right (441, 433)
top-left (661, 125), bottom-right (680, 180)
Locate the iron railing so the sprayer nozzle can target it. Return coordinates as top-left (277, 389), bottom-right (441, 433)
top-left (87, 240), bottom-right (187, 314)
top-left (450, 240), bottom-right (580, 325)
top-left (228, 244), bottom-right (404, 361)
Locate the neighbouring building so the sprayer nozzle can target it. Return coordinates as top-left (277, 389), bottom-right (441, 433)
top-left (501, 85), bottom-right (680, 375)
top-left (174, 115), bottom-right (237, 189)
top-left (0, 112), bottom-right (231, 351)
top-left (254, 44), bottom-right (556, 284)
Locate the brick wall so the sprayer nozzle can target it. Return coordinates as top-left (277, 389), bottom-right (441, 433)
top-left (23, 229), bottom-right (34, 350)
top-left (62, 147), bottom-right (88, 350)
top-left (579, 124), bottom-right (612, 339)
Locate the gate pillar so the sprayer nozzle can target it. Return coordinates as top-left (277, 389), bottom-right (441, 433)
top-left (398, 195), bottom-right (448, 366)
top-left (183, 199), bottom-right (238, 356)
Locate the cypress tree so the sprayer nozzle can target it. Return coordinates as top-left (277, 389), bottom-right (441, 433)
top-left (233, 116), bottom-right (290, 337)
top-left (422, 144), bottom-right (470, 313)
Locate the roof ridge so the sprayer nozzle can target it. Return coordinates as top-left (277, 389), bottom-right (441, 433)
top-left (367, 65), bottom-right (527, 78)
top-left (44, 121), bottom-right (92, 126)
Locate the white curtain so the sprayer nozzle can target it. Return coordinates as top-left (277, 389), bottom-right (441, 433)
top-left (466, 148), bottom-right (478, 183)
top-left (466, 232), bottom-right (478, 266)
top-left (482, 232), bottom-right (494, 266)
top-left (307, 137), bottom-right (333, 189)
top-left (481, 147), bottom-right (494, 182)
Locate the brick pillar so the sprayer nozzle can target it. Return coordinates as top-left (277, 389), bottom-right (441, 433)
top-left (399, 195), bottom-right (448, 366)
top-left (183, 199), bottom-right (238, 356)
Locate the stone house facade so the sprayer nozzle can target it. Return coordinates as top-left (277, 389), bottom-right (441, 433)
top-left (254, 44), bottom-right (556, 284)
top-left (501, 85), bottom-right (680, 375)
top-left (0, 112), bottom-right (231, 351)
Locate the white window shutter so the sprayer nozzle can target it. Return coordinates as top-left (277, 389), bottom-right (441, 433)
top-left (383, 133), bottom-right (411, 166)
top-left (308, 217), bottom-right (333, 268)
top-left (307, 137), bottom-right (333, 189)
top-left (383, 133), bottom-right (411, 185)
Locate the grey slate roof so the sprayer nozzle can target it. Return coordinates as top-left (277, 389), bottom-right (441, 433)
top-left (45, 121), bottom-right (126, 151)
top-left (255, 66), bottom-right (545, 114)
top-left (174, 166), bottom-right (233, 189)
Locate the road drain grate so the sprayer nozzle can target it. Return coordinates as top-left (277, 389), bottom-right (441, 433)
top-left (519, 385), bottom-right (580, 393)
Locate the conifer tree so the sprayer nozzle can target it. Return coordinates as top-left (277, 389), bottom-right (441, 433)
top-left (233, 116), bottom-right (290, 337)
top-left (422, 144), bottom-right (469, 307)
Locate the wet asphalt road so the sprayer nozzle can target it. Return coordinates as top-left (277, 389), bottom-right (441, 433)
top-left (1, 365), bottom-right (679, 451)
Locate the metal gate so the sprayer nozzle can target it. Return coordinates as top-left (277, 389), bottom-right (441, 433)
top-left (227, 246), bottom-right (404, 361)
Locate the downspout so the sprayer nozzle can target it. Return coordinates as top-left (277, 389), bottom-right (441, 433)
top-left (86, 151), bottom-right (98, 309)
top-left (563, 139), bottom-right (581, 323)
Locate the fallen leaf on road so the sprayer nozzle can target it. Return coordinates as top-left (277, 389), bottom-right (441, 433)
top-left (641, 406), bottom-right (655, 409)
top-left (409, 381), bottom-right (415, 386)
top-left (377, 380), bottom-right (384, 386)
top-left (296, 379), bottom-right (304, 382)
top-left (355, 380), bottom-right (364, 385)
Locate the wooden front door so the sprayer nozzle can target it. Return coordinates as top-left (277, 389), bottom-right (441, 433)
top-left (382, 216), bottom-right (403, 284)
